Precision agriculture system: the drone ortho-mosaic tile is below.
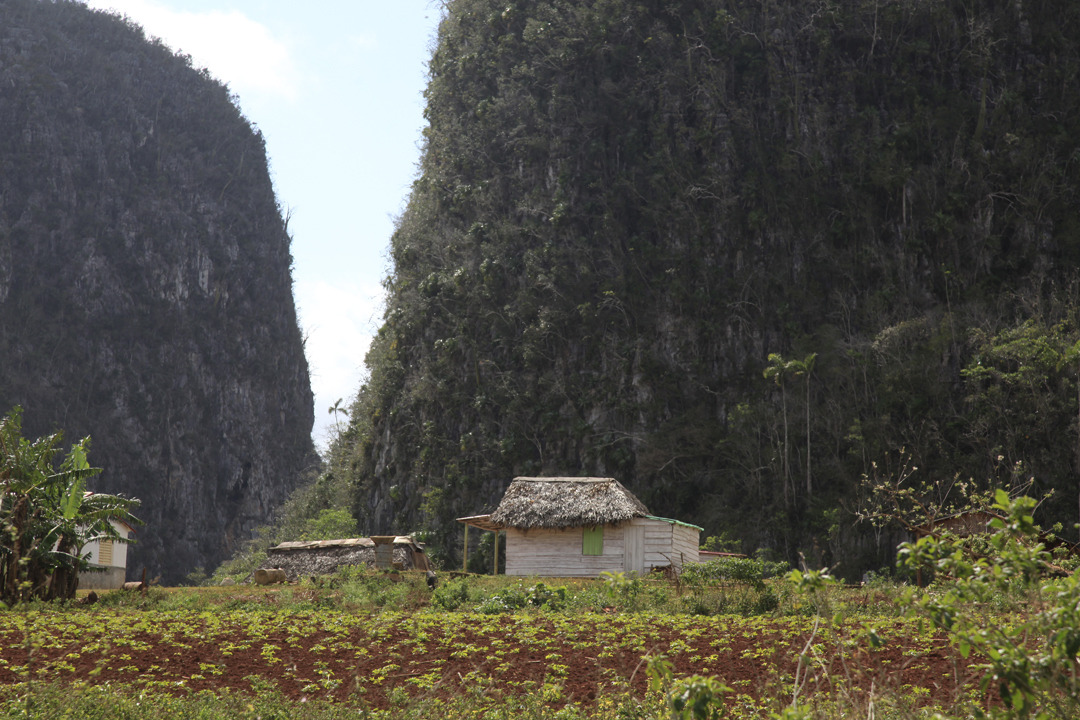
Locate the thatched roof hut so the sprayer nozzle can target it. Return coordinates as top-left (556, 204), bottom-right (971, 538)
top-left (459, 476), bottom-right (700, 578)
top-left (489, 477), bottom-right (650, 529)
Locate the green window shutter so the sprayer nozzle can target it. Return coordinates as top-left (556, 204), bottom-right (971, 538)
top-left (582, 525), bottom-right (603, 556)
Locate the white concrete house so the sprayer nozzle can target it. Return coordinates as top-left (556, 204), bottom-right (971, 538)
top-left (78, 518), bottom-right (136, 590)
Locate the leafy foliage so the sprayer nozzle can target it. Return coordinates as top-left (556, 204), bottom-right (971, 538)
top-left (475, 581), bottom-right (568, 613)
top-left (649, 654), bottom-right (732, 720)
top-left (899, 491), bottom-right (1080, 719)
top-left (682, 557), bottom-right (789, 591)
top-left (0, 408), bottom-right (139, 603)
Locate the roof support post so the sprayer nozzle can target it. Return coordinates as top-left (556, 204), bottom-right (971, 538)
top-left (493, 530), bottom-right (498, 576)
top-left (462, 524), bottom-right (468, 572)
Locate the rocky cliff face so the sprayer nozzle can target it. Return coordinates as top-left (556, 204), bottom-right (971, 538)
top-left (336, 0), bottom-right (1080, 575)
top-left (0, 0), bottom-right (316, 583)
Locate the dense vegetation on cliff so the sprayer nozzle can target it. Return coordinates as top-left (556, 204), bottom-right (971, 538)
top-left (0, 0), bottom-right (315, 583)
top-left (327, 0), bottom-right (1080, 577)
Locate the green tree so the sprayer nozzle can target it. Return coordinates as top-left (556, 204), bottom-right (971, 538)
top-left (299, 507), bottom-right (357, 541)
top-left (0, 407), bottom-right (140, 603)
top-left (328, 398), bottom-right (349, 436)
top-left (792, 353), bottom-right (816, 502)
top-left (1062, 337), bottom-right (1080, 533)
top-left (764, 352), bottom-right (817, 504)
top-left (962, 320), bottom-right (1080, 537)
top-left (764, 353), bottom-right (795, 507)
top-left (899, 491), bottom-right (1080, 719)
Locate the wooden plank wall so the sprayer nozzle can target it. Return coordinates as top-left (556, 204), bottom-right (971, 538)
top-left (670, 524), bottom-right (700, 569)
top-left (504, 525), bottom-right (626, 577)
top-left (503, 520), bottom-right (699, 576)
top-left (635, 518), bottom-right (700, 570)
top-left (638, 518), bottom-right (674, 569)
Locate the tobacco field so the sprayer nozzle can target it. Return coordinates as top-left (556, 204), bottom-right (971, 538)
top-left (0, 585), bottom-right (979, 718)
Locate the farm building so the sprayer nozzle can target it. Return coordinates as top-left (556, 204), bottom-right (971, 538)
top-left (262, 536), bottom-right (431, 581)
top-left (458, 477), bottom-right (701, 577)
top-left (78, 518), bottom-right (136, 590)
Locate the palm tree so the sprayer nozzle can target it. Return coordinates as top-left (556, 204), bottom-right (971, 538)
top-left (764, 353), bottom-right (794, 507)
top-left (790, 353), bottom-right (817, 501)
top-left (328, 398), bottom-right (349, 435)
top-left (763, 353), bottom-right (817, 505)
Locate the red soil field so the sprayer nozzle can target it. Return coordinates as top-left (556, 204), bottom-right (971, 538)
top-left (0, 608), bottom-right (979, 712)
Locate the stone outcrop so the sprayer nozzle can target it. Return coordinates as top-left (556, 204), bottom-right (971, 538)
top-left (0, 0), bottom-right (316, 583)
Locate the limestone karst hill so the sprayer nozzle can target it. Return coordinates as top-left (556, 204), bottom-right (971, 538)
top-left (332, 0), bottom-right (1080, 576)
top-left (0, 0), bottom-right (316, 583)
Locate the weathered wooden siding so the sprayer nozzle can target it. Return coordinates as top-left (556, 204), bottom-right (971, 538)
top-left (504, 525), bottom-right (626, 576)
top-left (638, 518), bottom-right (673, 569)
top-left (503, 518), bottom-right (700, 576)
top-left (670, 524), bottom-right (699, 569)
top-left (633, 518), bottom-right (700, 570)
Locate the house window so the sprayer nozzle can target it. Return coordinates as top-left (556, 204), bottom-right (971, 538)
top-left (582, 526), bottom-right (603, 556)
top-left (98, 539), bottom-right (114, 566)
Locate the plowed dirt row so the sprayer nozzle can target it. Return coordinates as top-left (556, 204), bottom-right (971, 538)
top-left (0, 611), bottom-right (976, 711)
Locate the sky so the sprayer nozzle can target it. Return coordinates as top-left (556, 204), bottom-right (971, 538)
top-left (79, 0), bottom-right (443, 450)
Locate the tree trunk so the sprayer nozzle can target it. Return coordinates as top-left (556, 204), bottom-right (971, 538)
top-left (806, 378), bottom-right (812, 501)
top-left (781, 386), bottom-right (791, 508)
top-left (3, 496), bottom-right (28, 603)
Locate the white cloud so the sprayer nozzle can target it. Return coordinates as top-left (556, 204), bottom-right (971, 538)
top-left (83, 0), bottom-right (299, 100)
top-left (296, 279), bottom-right (383, 450)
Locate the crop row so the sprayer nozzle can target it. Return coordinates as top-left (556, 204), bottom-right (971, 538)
top-left (0, 609), bottom-right (971, 711)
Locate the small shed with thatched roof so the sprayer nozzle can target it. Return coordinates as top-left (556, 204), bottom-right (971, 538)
top-left (460, 477), bottom-right (701, 577)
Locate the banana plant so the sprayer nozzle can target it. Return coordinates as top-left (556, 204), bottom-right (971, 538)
top-left (0, 407), bottom-right (140, 604)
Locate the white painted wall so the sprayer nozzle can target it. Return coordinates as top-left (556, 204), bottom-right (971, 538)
top-left (79, 519), bottom-right (134, 589)
top-left (82, 519), bottom-right (132, 568)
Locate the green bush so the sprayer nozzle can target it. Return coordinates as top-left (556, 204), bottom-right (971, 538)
top-left (336, 570), bottom-right (430, 611)
top-left (896, 491), bottom-right (1080, 719)
top-left (677, 557), bottom-right (788, 617)
top-left (681, 557), bottom-right (789, 590)
top-left (475, 581), bottom-right (569, 614)
top-left (525, 582), bottom-right (568, 610)
top-left (431, 577), bottom-right (471, 610)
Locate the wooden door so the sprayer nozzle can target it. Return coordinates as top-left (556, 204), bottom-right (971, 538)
top-left (624, 524), bottom-right (644, 575)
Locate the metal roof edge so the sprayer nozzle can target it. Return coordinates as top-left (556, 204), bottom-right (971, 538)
top-left (644, 515), bottom-right (704, 531)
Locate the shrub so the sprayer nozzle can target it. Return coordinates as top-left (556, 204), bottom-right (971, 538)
top-left (681, 557), bottom-right (789, 590)
top-left (897, 491), bottom-right (1080, 719)
top-left (432, 577), bottom-right (471, 610)
top-left (476, 582), bottom-right (569, 613)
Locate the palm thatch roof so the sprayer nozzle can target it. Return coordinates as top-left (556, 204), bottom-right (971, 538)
top-left (488, 477), bottom-right (650, 530)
